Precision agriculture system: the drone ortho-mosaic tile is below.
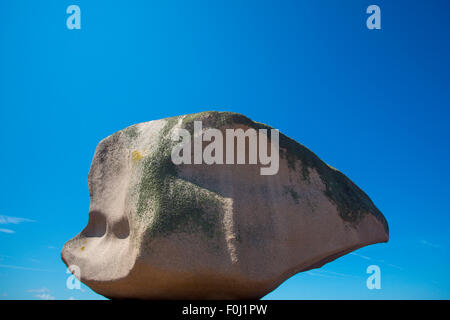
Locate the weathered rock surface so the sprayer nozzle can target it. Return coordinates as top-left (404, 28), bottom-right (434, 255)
top-left (61, 111), bottom-right (388, 299)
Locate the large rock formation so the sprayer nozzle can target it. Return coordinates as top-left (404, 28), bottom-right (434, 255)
top-left (61, 111), bottom-right (388, 299)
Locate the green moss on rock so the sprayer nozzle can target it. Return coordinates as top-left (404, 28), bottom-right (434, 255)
top-left (123, 125), bottom-right (139, 140)
top-left (283, 185), bottom-right (300, 204)
top-left (136, 116), bottom-right (223, 239)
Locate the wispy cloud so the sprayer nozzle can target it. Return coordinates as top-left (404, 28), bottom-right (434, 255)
top-left (0, 228), bottom-right (15, 234)
top-left (35, 293), bottom-right (55, 300)
top-left (306, 269), bottom-right (361, 279)
top-left (28, 288), bottom-right (55, 300)
top-left (0, 215), bottom-right (35, 234)
top-left (0, 264), bottom-right (58, 273)
top-left (420, 240), bottom-right (444, 249)
top-left (385, 262), bottom-right (404, 270)
top-left (350, 252), bottom-right (371, 260)
top-left (305, 270), bottom-right (341, 279)
top-left (0, 215), bottom-right (35, 224)
top-left (27, 288), bottom-right (50, 293)
top-left (350, 251), bottom-right (404, 270)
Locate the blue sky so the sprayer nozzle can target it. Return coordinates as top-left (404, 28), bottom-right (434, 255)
top-left (0, 0), bottom-right (449, 300)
